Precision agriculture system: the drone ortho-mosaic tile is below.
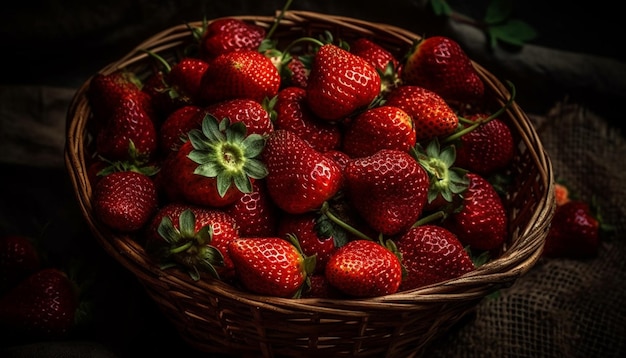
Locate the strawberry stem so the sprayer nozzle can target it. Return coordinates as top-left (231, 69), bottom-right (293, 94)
top-left (265, 0), bottom-right (293, 40)
top-left (320, 202), bottom-right (375, 241)
top-left (411, 210), bottom-right (446, 228)
top-left (443, 80), bottom-right (517, 144)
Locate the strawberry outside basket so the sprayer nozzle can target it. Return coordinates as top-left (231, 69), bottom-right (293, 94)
top-left (65, 10), bottom-right (556, 358)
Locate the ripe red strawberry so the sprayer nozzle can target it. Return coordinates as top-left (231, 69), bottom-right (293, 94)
top-left (228, 236), bottom-right (315, 298)
top-left (167, 56), bottom-right (210, 103)
top-left (542, 200), bottom-right (600, 259)
top-left (0, 234), bottom-right (41, 294)
top-left (224, 180), bottom-right (278, 237)
top-left (158, 105), bottom-right (205, 153)
top-left (161, 115), bottom-right (268, 207)
top-left (442, 172), bottom-right (507, 251)
top-left (349, 37), bottom-right (400, 94)
top-left (0, 268), bottom-right (78, 339)
top-left (262, 129), bottom-right (343, 214)
top-left (325, 239), bottom-right (402, 297)
top-left (197, 18), bottom-right (266, 61)
top-left (95, 90), bottom-right (158, 161)
top-left (199, 50), bottom-right (281, 105)
top-left (93, 171), bottom-right (158, 232)
top-left (206, 98), bottom-right (274, 136)
top-left (401, 36), bottom-right (485, 103)
top-left (284, 56), bottom-right (310, 88)
top-left (87, 71), bottom-right (144, 127)
top-left (350, 37), bottom-right (400, 75)
top-left (341, 105), bottom-right (416, 158)
top-left (306, 43), bottom-right (381, 121)
top-left (302, 273), bottom-right (344, 298)
top-left (395, 225), bottom-right (474, 291)
top-left (142, 69), bottom-right (190, 120)
top-left (344, 149), bottom-right (429, 236)
top-left (145, 203), bottom-right (239, 280)
top-left (454, 113), bottom-right (515, 175)
top-left (277, 212), bottom-right (338, 273)
top-left (384, 85), bottom-right (458, 142)
top-left (274, 86), bottom-right (342, 152)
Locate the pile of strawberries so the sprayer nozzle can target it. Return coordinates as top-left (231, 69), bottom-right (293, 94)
top-left (84, 13), bottom-right (523, 299)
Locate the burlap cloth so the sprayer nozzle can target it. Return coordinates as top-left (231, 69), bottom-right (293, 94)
top-left (425, 100), bottom-right (626, 357)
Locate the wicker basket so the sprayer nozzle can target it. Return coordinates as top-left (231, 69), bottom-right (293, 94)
top-left (65, 10), bottom-right (555, 358)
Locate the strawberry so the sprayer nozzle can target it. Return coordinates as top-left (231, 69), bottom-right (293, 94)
top-left (401, 36), bottom-right (485, 103)
top-left (197, 18), bottom-right (266, 61)
top-left (350, 37), bottom-right (400, 76)
top-left (384, 85), bottom-right (459, 142)
top-left (142, 54), bottom-right (209, 120)
top-left (224, 180), bottom-right (278, 237)
top-left (145, 204), bottom-right (239, 280)
top-left (167, 56), bottom-right (210, 104)
top-left (158, 105), bottom-right (205, 153)
top-left (341, 105), bottom-right (416, 158)
top-left (325, 239), bottom-right (402, 297)
top-left (228, 236), bottom-right (315, 298)
top-left (302, 274), bottom-right (343, 298)
top-left (542, 200), bottom-right (600, 259)
top-left (454, 113), bottom-right (515, 175)
top-left (283, 55), bottom-right (310, 88)
top-left (262, 129), bottom-right (343, 214)
top-left (305, 43), bottom-right (381, 121)
top-left (274, 86), bottom-right (342, 152)
top-left (0, 234), bottom-right (41, 294)
top-left (198, 50), bottom-right (281, 105)
top-left (0, 268), bottom-right (78, 340)
top-left (87, 71), bottom-right (144, 128)
top-left (142, 69), bottom-right (190, 121)
top-left (395, 225), bottom-right (474, 291)
top-left (161, 115), bottom-right (268, 207)
top-left (95, 90), bottom-right (158, 162)
top-left (442, 172), bottom-right (507, 251)
top-left (554, 182), bottom-right (571, 206)
top-left (343, 149), bottom-right (429, 236)
top-left (206, 98), bottom-right (274, 136)
top-left (349, 37), bottom-right (400, 94)
top-left (92, 171), bottom-right (158, 232)
top-left (277, 212), bottom-right (338, 273)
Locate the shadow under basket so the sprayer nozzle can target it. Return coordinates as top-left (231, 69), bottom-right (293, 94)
top-left (65, 10), bottom-right (556, 358)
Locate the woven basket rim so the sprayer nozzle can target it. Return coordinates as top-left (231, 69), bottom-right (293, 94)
top-left (64, 10), bottom-right (556, 356)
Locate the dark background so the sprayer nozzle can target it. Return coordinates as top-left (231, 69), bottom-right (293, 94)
top-left (1, 1), bottom-right (624, 357)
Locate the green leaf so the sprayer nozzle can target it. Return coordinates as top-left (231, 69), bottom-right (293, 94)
top-left (233, 173), bottom-right (253, 194)
top-left (157, 216), bottom-right (179, 245)
top-left (242, 134), bottom-right (266, 158)
top-left (484, 0), bottom-right (514, 25)
top-left (244, 159), bottom-right (269, 180)
top-left (430, 0), bottom-right (453, 16)
top-left (202, 114), bottom-right (226, 142)
top-left (216, 173), bottom-right (233, 197)
top-left (193, 161), bottom-right (220, 178)
top-left (489, 20), bottom-right (538, 47)
top-left (179, 210), bottom-right (196, 238)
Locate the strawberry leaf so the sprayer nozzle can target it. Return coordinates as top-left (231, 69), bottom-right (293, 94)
top-left (488, 20), bottom-right (538, 48)
top-left (484, 0), bottom-right (514, 25)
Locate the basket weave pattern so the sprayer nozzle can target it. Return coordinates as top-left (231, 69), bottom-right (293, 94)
top-left (65, 10), bottom-right (555, 357)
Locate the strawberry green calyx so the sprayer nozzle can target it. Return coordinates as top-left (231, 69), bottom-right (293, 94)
top-left (285, 233), bottom-right (316, 298)
top-left (412, 138), bottom-right (468, 204)
top-left (155, 209), bottom-right (224, 281)
top-left (187, 114), bottom-right (268, 197)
